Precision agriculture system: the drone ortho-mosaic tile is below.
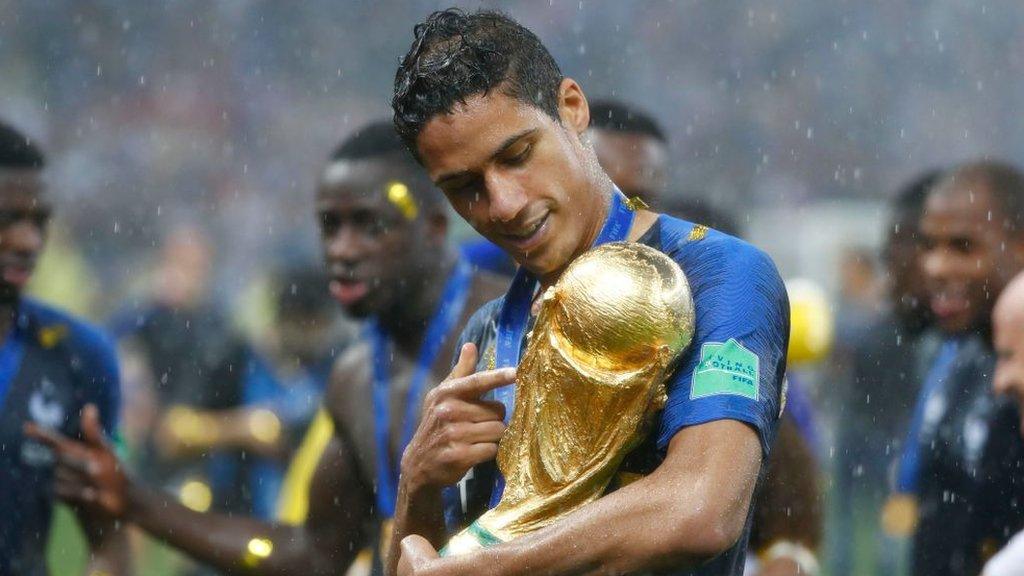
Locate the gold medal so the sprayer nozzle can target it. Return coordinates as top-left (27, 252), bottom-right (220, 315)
top-left (881, 493), bottom-right (919, 537)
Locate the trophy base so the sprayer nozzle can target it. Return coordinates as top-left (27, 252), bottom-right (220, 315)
top-left (440, 521), bottom-right (506, 557)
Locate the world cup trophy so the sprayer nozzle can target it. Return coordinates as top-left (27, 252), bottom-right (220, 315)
top-left (444, 242), bottom-right (696, 554)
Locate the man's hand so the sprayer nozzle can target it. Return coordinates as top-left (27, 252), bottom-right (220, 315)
top-left (397, 535), bottom-right (442, 576)
top-left (400, 343), bottom-right (514, 490)
top-left (24, 403), bottom-right (129, 518)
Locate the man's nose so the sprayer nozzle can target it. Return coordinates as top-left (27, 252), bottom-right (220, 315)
top-left (921, 246), bottom-right (955, 283)
top-left (484, 172), bottom-right (528, 223)
top-left (324, 225), bottom-right (364, 262)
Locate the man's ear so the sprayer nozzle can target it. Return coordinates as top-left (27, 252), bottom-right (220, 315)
top-left (557, 78), bottom-right (590, 135)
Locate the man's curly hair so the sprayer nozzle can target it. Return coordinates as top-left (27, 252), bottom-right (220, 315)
top-left (392, 9), bottom-right (563, 159)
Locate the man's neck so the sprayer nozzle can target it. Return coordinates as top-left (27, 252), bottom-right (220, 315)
top-left (538, 177), bottom-right (658, 289)
top-left (380, 253), bottom-right (457, 356)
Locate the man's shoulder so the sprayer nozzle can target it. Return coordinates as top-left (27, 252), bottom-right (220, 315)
top-left (653, 214), bottom-right (775, 271)
top-left (324, 338), bottom-right (373, 416)
top-left (651, 214), bottom-right (785, 304)
top-left (21, 298), bottom-right (117, 362)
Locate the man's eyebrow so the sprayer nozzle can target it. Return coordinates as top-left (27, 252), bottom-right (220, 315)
top-left (434, 128), bottom-right (538, 186)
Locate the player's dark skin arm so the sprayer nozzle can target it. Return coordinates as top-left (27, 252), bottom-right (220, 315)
top-left (77, 502), bottom-right (132, 576)
top-left (750, 417), bottom-right (822, 552)
top-left (27, 406), bottom-right (373, 576)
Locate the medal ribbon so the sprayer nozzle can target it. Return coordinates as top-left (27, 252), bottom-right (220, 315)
top-left (488, 189), bottom-right (636, 507)
top-left (371, 258), bottom-right (474, 518)
top-left (894, 338), bottom-right (961, 494)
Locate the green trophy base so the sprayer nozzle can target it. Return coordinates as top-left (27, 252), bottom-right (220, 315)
top-left (440, 521), bottom-right (506, 557)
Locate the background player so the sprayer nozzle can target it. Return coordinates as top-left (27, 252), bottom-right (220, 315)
top-left (0, 120), bottom-right (127, 575)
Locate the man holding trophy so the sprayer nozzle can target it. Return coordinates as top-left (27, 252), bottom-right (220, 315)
top-left (388, 9), bottom-right (790, 576)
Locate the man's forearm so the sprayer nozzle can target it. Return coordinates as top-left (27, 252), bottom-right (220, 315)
top-left (414, 421), bottom-right (762, 576)
top-left (455, 470), bottom-right (729, 576)
top-left (386, 480), bottom-right (447, 576)
top-left (124, 480), bottom-right (351, 576)
top-left (82, 521), bottom-right (132, 576)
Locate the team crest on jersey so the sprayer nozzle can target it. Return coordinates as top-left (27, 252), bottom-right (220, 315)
top-left (29, 377), bottom-right (65, 429)
top-left (687, 224), bottom-right (709, 242)
top-left (38, 324), bottom-right (68, 349)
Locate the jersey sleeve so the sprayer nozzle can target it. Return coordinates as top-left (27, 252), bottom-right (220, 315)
top-left (656, 236), bottom-right (790, 457)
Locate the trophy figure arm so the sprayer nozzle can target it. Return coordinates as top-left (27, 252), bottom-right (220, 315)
top-left (396, 419), bottom-right (763, 576)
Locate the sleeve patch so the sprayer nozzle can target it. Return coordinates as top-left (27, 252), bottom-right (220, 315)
top-left (689, 338), bottom-right (759, 401)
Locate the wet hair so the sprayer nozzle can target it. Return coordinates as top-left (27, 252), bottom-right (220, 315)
top-left (392, 8), bottom-right (563, 156)
top-left (0, 120), bottom-right (45, 170)
top-left (275, 266), bottom-right (335, 320)
top-left (892, 169), bottom-right (942, 222)
top-left (330, 120), bottom-right (407, 161)
top-left (326, 120), bottom-right (444, 213)
top-left (588, 99), bottom-right (667, 143)
top-left (937, 160), bottom-right (1024, 236)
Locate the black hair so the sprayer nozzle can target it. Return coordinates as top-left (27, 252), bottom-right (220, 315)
top-left (392, 8), bottom-right (563, 156)
top-left (330, 120), bottom-right (407, 162)
top-left (275, 266), bottom-right (335, 319)
top-left (893, 169), bottom-right (942, 220)
top-left (938, 160), bottom-right (1024, 236)
top-left (0, 120), bottom-right (45, 170)
top-left (325, 120), bottom-right (445, 213)
top-left (588, 99), bottom-right (667, 143)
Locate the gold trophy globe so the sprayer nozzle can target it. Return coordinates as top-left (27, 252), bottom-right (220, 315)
top-left (444, 242), bottom-right (696, 555)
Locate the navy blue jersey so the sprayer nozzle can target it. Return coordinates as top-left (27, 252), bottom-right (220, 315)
top-left (446, 215), bottom-right (789, 575)
top-left (911, 332), bottom-right (1024, 576)
top-left (0, 298), bottom-right (120, 576)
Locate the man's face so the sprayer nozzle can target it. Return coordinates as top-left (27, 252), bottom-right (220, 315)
top-left (920, 184), bottom-right (1024, 334)
top-left (0, 170), bottom-right (49, 304)
top-left (992, 290), bottom-right (1024, 436)
top-left (415, 82), bottom-right (599, 279)
top-left (590, 128), bottom-right (668, 206)
top-left (316, 158), bottom-right (441, 318)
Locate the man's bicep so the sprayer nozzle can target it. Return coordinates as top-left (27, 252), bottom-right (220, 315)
top-left (661, 419), bottom-right (762, 519)
top-left (306, 436), bottom-right (373, 536)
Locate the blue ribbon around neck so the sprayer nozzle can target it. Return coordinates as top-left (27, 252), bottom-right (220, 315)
top-left (370, 258), bottom-right (474, 518)
top-left (894, 338), bottom-right (961, 494)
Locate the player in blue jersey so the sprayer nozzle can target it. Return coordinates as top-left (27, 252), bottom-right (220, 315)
top-left (890, 161), bottom-right (1024, 576)
top-left (0, 120), bottom-right (128, 575)
top-left (387, 9), bottom-right (789, 576)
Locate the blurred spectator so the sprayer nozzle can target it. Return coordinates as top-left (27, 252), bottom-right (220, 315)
top-left (159, 266), bottom-right (343, 519)
top-left (889, 161), bottom-right (1024, 576)
top-left (829, 170), bottom-right (940, 576)
top-left (589, 98), bottom-right (670, 207)
top-left (107, 225), bottom-right (238, 495)
top-left (984, 272), bottom-right (1024, 576)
